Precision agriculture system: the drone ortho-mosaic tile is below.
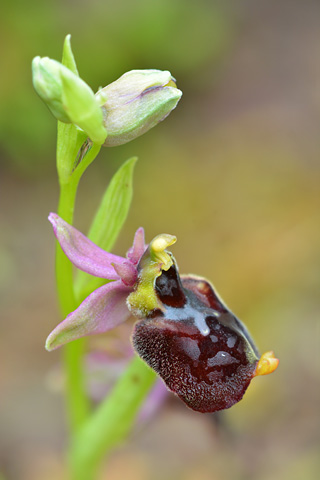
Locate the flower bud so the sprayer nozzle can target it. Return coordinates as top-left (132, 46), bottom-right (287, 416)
top-left (95, 69), bottom-right (182, 146)
top-left (32, 57), bottom-right (107, 145)
top-left (32, 56), bottom-right (71, 123)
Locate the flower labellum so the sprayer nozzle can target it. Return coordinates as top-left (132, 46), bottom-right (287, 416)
top-left (95, 69), bottom-right (182, 146)
top-left (130, 252), bottom-right (279, 413)
top-left (47, 214), bottom-right (278, 413)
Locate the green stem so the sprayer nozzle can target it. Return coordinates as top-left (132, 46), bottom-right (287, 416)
top-left (69, 356), bottom-right (156, 480)
top-left (56, 180), bottom-right (78, 314)
top-left (55, 142), bottom-right (101, 434)
top-left (56, 179), bottom-right (90, 433)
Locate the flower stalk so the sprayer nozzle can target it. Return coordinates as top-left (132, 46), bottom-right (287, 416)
top-left (56, 177), bottom-right (91, 433)
top-left (54, 36), bottom-right (104, 431)
top-left (44, 35), bottom-right (180, 478)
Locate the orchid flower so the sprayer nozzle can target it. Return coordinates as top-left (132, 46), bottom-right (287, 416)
top-left (47, 213), bottom-right (279, 413)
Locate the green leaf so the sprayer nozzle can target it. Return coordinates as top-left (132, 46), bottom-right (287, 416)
top-left (74, 156), bottom-right (137, 301)
top-left (88, 157), bottom-right (137, 248)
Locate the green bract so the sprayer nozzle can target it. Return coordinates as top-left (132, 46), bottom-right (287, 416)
top-left (96, 69), bottom-right (182, 146)
top-left (32, 56), bottom-right (107, 145)
top-left (60, 67), bottom-right (107, 145)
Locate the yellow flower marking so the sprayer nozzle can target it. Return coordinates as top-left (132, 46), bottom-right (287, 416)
top-left (254, 351), bottom-right (279, 376)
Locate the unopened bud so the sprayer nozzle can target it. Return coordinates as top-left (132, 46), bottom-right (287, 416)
top-left (32, 57), bottom-right (107, 145)
top-left (32, 56), bottom-right (71, 123)
top-left (96, 69), bottom-right (182, 146)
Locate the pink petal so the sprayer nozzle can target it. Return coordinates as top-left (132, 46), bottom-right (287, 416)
top-left (49, 213), bottom-right (126, 279)
top-left (126, 227), bottom-right (146, 265)
top-left (45, 280), bottom-right (132, 351)
top-left (112, 260), bottom-right (137, 286)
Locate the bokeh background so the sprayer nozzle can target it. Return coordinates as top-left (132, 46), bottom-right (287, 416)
top-left (1, 0), bottom-right (319, 478)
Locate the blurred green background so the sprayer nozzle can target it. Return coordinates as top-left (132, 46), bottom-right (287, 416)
top-left (1, 0), bottom-right (319, 479)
